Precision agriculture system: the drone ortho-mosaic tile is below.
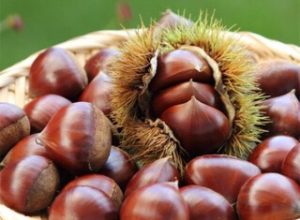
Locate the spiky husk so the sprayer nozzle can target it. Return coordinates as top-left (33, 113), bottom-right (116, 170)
top-left (110, 14), bottom-right (267, 172)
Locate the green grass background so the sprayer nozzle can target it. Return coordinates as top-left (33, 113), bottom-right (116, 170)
top-left (0, 0), bottom-right (299, 70)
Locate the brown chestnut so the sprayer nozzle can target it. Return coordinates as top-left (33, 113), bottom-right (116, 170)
top-left (185, 154), bottom-right (261, 203)
top-left (29, 47), bottom-right (87, 99)
top-left (49, 186), bottom-right (118, 220)
top-left (63, 174), bottom-right (123, 209)
top-left (0, 102), bottom-right (30, 157)
top-left (79, 73), bottom-right (113, 115)
top-left (149, 49), bottom-right (213, 92)
top-left (256, 60), bottom-right (300, 98)
top-left (99, 146), bottom-right (137, 189)
top-left (282, 143), bottom-right (300, 184)
top-left (125, 157), bottom-right (179, 196)
top-left (39, 102), bottom-right (112, 174)
top-left (160, 97), bottom-right (230, 156)
top-left (120, 182), bottom-right (189, 220)
top-left (24, 94), bottom-right (71, 132)
top-left (0, 155), bottom-right (60, 214)
top-left (151, 80), bottom-right (222, 117)
top-left (249, 135), bottom-right (299, 172)
top-left (180, 185), bottom-right (237, 220)
top-left (1, 134), bottom-right (49, 167)
top-left (237, 173), bottom-right (300, 220)
top-left (85, 48), bottom-right (120, 81)
top-left (263, 90), bottom-right (300, 137)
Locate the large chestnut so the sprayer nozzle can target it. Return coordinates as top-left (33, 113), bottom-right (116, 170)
top-left (160, 97), bottom-right (230, 156)
top-left (120, 182), bottom-right (189, 220)
top-left (180, 185), bottom-right (237, 220)
top-left (1, 134), bottom-right (49, 167)
top-left (24, 94), bottom-right (71, 132)
top-left (125, 157), bottom-right (179, 196)
top-left (0, 155), bottom-right (60, 214)
top-left (99, 146), bottom-right (137, 189)
top-left (282, 143), bottom-right (300, 184)
top-left (79, 73), bottom-right (113, 115)
top-left (149, 49), bottom-right (213, 92)
top-left (49, 186), bottom-right (118, 220)
top-left (256, 60), bottom-right (300, 98)
top-left (263, 90), bottom-right (300, 138)
top-left (249, 135), bottom-right (298, 172)
top-left (63, 174), bottom-right (123, 209)
top-left (185, 154), bottom-right (261, 203)
top-left (39, 102), bottom-right (112, 174)
top-left (0, 102), bottom-right (30, 157)
top-left (237, 173), bottom-right (300, 220)
top-left (85, 47), bottom-right (119, 81)
top-left (29, 47), bottom-right (87, 99)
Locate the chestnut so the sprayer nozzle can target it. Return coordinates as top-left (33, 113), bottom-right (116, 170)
top-left (237, 173), bottom-right (300, 220)
top-left (256, 60), bottom-right (300, 98)
top-left (151, 80), bottom-right (222, 117)
top-left (282, 143), bottom-right (300, 184)
top-left (0, 155), bottom-right (60, 214)
top-left (160, 97), bottom-right (230, 156)
top-left (263, 90), bottom-right (300, 138)
top-left (29, 47), bottom-right (87, 100)
top-left (79, 73), bottom-right (113, 115)
top-left (98, 146), bottom-right (137, 189)
top-left (85, 47), bottom-right (120, 81)
top-left (120, 182), bottom-right (189, 220)
top-left (62, 174), bottom-right (123, 209)
top-left (248, 135), bottom-right (299, 172)
top-left (24, 94), bottom-right (71, 132)
top-left (179, 185), bottom-right (237, 220)
top-left (0, 102), bottom-right (30, 157)
top-left (1, 134), bottom-right (49, 167)
top-left (49, 186), bottom-right (118, 220)
top-left (149, 49), bottom-right (213, 92)
top-left (185, 154), bottom-right (261, 203)
top-left (125, 157), bottom-right (179, 196)
top-left (39, 102), bottom-right (112, 174)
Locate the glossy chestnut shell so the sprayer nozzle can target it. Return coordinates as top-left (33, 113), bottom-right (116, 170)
top-left (282, 143), bottom-right (300, 184)
top-left (29, 47), bottom-right (87, 99)
top-left (185, 154), bottom-right (261, 203)
top-left (120, 182), bottom-right (189, 220)
top-left (237, 173), bottom-right (300, 220)
top-left (249, 135), bottom-right (299, 172)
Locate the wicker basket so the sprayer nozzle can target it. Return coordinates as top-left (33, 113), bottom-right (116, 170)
top-left (0, 28), bottom-right (299, 219)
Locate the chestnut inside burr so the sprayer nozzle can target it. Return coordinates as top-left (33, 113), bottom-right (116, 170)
top-left (149, 49), bottom-right (230, 157)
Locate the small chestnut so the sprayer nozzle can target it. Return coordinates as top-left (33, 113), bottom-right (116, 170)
top-left (62, 174), bottom-right (123, 209)
top-left (24, 94), bottom-right (71, 132)
top-left (263, 90), bottom-right (300, 138)
top-left (29, 47), bottom-right (87, 100)
top-left (39, 102), bottom-right (112, 174)
top-left (179, 185), bottom-right (237, 220)
top-left (248, 135), bottom-right (299, 172)
top-left (98, 146), bottom-right (137, 189)
top-left (237, 173), bottom-right (300, 220)
top-left (160, 97), bottom-right (230, 156)
top-left (79, 73), bottom-right (113, 115)
top-left (0, 102), bottom-right (30, 157)
top-left (85, 47), bottom-right (120, 81)
top-left (125, 157), bottom-right (179, 196)
top-left (120, 182), bottom-right (189, 220)
top-left (185, 154), bottom-right (261, 203)
top-left (49, 186), bottom-right (118, 220)
top-left (1, 134), bottom-right (49, 167)
top-left (149, 49), bottom-right (213, 92)
top-left (282, 143), bottom-right (300, 184)
top-left (0, 155), bottom-right (60, 214)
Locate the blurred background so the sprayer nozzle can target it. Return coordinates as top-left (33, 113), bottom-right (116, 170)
top-left (0, 0), bottom-right (299, 70)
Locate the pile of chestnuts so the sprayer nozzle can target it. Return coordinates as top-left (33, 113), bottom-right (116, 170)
top-left (0, 33), bottom-right (300, 219)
